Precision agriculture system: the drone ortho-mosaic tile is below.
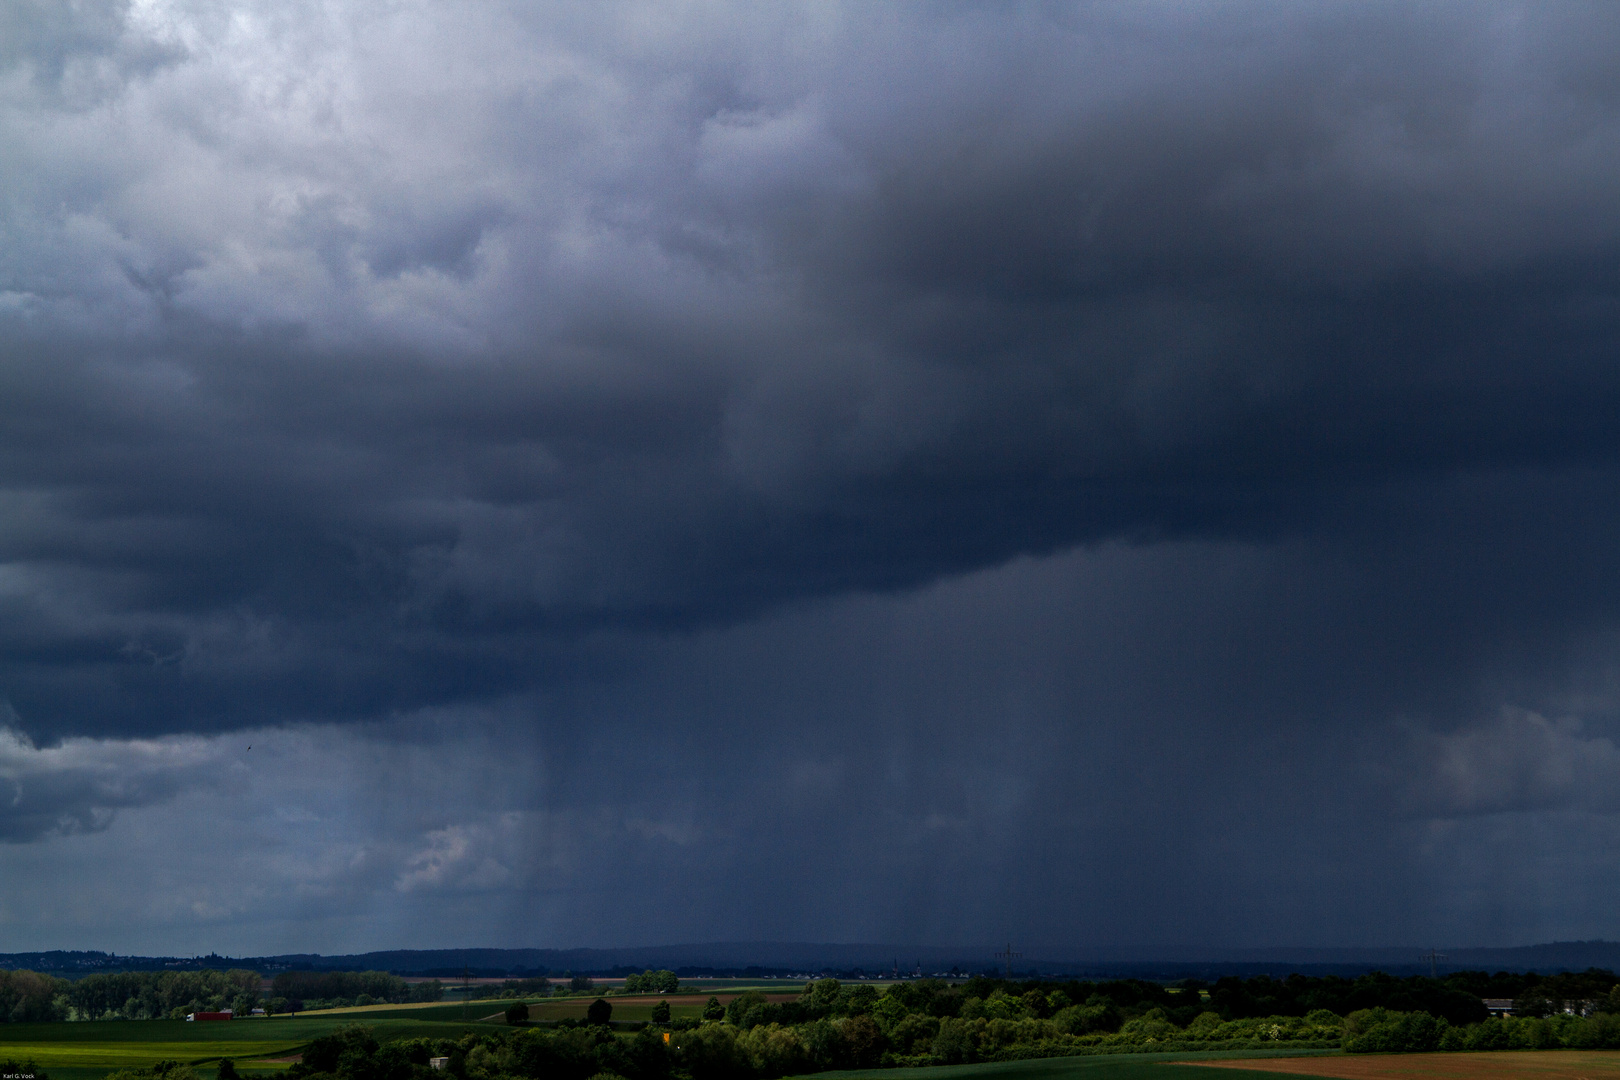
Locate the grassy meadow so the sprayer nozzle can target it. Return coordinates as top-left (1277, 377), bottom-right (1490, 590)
top-left (0, 1014), bottom-right (492, 1080)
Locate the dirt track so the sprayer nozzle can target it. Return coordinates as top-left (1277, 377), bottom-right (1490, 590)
top-left (1186, 1050), bottom-right (1620, 1079)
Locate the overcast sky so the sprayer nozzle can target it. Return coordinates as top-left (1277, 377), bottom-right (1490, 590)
top-left (3, 0), bottom-right (1620, 957)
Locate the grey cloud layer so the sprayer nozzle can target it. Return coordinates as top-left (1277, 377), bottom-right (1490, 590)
top-left (4, 542), bottom-right (1618, 952)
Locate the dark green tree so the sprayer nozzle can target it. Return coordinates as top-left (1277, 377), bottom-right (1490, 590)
top-left (702, 996), bottom-right (725, 1021)
top-left (725, 990), bottom-right (766, 1027)
top-left (505, 1001), bottom-right (529, 1025)
top-left (650, 999), bottom-right (670, 1023)
top-left (215, 1060), bottom-right (240, 1080)
top-left (586, 997), bottom-right (613, 1025)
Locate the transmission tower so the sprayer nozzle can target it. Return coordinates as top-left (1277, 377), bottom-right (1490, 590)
top-left (994, 943), bottom-right (1021, 979)
top-left (1419, 948), bottom-right (1447, 979)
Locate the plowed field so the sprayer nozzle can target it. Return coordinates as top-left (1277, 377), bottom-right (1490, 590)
top-left (1186, 1050), bottom-right (1620, 1079)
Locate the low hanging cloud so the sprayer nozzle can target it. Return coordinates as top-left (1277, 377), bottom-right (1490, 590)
top-left (395, 820), bottom-right (517, 894)
top-left (1417, 709), bottom-right (1620, 817)
top-left (0, 716), bottom-right (228, 841)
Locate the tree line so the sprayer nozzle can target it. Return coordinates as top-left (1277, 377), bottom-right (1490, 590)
top-left (0, 968), bottom-right (444, 1021)
top-left (4, 963), bottom-right (1619, 1074)
top-left (275, 971), bottom-right (1620, 1080)
top-left (0, 968), bottom-right (261, 1021)
top-left (487, 972), bottom-right (678, 1001)
top-left (621, 971), bottom-right (680, 995)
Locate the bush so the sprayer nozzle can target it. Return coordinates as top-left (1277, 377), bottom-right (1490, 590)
top-left (930, 1016), bottom-right (971, 1065)
top-left (737, 1023), bottom-right (809, 1077)
top-left (105, 1063), bottom-right (197, 1080)
top-left (1568, 1012), bottom-right (1620, 1049)
top-left (1343, 1008), bottom-right (1447, 1053)
top-left (1512, 1017), bottom-right (1560, 1049)
top-left (499, 978), bottom-right (551, 999)
top-left (675, 1023), bottom-right (752, 1080)
top-left (293, 1025), bottom-right (379, 1077)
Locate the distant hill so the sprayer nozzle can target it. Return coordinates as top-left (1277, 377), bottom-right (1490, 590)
top-left (5, 940), bottom-right (1620, 979)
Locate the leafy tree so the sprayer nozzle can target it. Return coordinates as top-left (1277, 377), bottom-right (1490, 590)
top-left (651, 1000), bottom-right (671, 1023)
top-left (107, 1063), bottom-right (197, 1080)
top-left (507, 1002), bottom-right (530, 1025)
top-left (703, 996), bottom-right (725, 1021)
top-left (931, 1018), bottom-right (971, 1065)
top-left (842, 1015), bottom-right (885, 1068)
top-left (1343, 1008), bottom-right (1447, 1053)
top-left (407, 980), bottom-right (447, 1003)
top-left (216, 1060), bottom-right (240, 1080)
top-left (726, 991), bottom-right (767, 1028)
top-left (625, 970), bottom-right (677, 994)
top-left (587, 997), bottom-right (613, 1025)
top-left (801, 980), bottom-right (841, 1017)
top-left (674, 1022), bottom-right (751, 1080)
top-left (798, 1019), bottom-right (850, 1070)
top-left (0, 970), bottom-right (70, 1022)
top-left (1513, 988), bottom-right (1560, 1018)
top-left (292, 1024), bottom-right (380, 1077)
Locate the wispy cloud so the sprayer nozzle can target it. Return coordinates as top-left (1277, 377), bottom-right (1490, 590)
top-left (1415, 709), bottom-right (1620, 817)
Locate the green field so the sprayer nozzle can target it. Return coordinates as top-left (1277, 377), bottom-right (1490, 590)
top-left (0, 1015), bottom-right (493, 1080)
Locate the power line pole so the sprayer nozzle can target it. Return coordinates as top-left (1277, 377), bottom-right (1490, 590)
top-left (994, 943), bottom-right (1021, 979)
top-left (1419, 948), bottom-right (1447, 980)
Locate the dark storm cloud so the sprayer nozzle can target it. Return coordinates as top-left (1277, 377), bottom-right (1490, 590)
top-left (10, 534), bottom-right (1615, 952)
top-left (2, 1), bottom-right (1619, 743)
